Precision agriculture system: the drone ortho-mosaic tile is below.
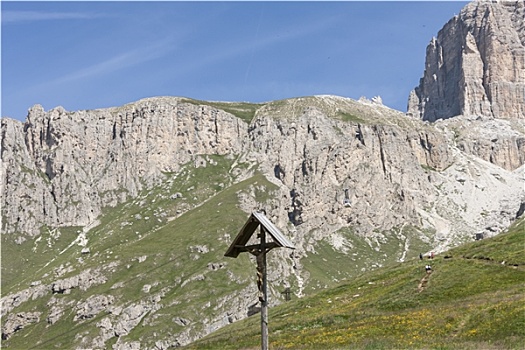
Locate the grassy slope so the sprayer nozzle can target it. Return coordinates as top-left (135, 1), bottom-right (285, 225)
top-left (1, 225), bottom-right (82, 292)
top-left (184, 217), bottom-right (525, 350)
top-left (299, 226), bottom-right (433, 294)
top-left (1, 155), bottom-right (279, 349)
top-left (179, 98), bottom-right (262, 123)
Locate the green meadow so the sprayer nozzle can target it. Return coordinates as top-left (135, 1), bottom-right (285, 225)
top-left (184, 218), bottom-right (525, 350)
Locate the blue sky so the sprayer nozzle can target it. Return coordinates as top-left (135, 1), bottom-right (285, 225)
top-left (2, 1), bottom-right (468, 121)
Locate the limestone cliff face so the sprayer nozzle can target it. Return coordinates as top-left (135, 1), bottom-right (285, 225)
top-left (451, 116), bottom-right (525, 170)
top-left (240, 97), bottom-right (524, 264)
top-left (1, 97), bottom-right (448, 241)
top-left (244, 97), bottom-right (451, 240)
top-left (1, 98), bottom-right (247, 238)
top-left (2, 95), bottom-right (523, 246)
top-left (408, 0), bottom-right (525, 121)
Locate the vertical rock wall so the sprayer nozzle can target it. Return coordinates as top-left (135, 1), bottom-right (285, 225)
top-left (1, 98), bottom-right (247, 239)
top-left (245, 100), bottom-right (453, 240)
top-left (408, 0), bottom-right (525, 121)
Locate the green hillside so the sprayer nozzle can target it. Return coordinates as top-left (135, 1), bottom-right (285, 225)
top-left (1, 155), bottom-right (274, 349)
top-left (183, 217), bottom-right (525, 350)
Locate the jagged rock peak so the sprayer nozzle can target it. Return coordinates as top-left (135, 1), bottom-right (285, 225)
top-left (408, 0), bottom-right (525, 121)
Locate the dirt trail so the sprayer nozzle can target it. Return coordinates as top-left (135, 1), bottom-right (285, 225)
top-left (417, 271), bottom-right (432, 293)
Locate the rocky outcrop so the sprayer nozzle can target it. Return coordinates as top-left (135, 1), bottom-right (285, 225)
top-left (408, 0), bottom-right (525, 121)
top-left (114, 303), bottom-right (152, 337)
top-left (1, 285), bottom-right (48, 317)
top-left (74, 294), bottom-right (115, 321)
top-left (1, 312), bottom-right (41, 340)
top-left (1, 263), bottom-right (118, 318)
top-left (51, 268), bottom-right (108, 294)
top-left (443, 116), bottom-right (525, 171)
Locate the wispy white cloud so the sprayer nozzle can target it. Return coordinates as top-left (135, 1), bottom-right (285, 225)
top-left (48, 36), bottom-right (176, 86)
top-left (2, 10), bottom-right (107, 23)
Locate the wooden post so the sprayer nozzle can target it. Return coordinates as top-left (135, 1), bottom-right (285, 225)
top-left (260, 226), bottom-right (269, 350)
top-left (224, 212), bottom-right (295, 350)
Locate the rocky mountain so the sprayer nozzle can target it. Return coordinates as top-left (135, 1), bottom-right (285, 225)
top-left (2, 95), bottom-right (523, 349)
top-left (408, 0), bottom-right (525, 121)
top-left (1, 1), bottom-right (524, 349)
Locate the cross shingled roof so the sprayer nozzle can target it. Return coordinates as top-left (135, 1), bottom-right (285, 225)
top-left (224, 211), bottom-right (295, 258)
